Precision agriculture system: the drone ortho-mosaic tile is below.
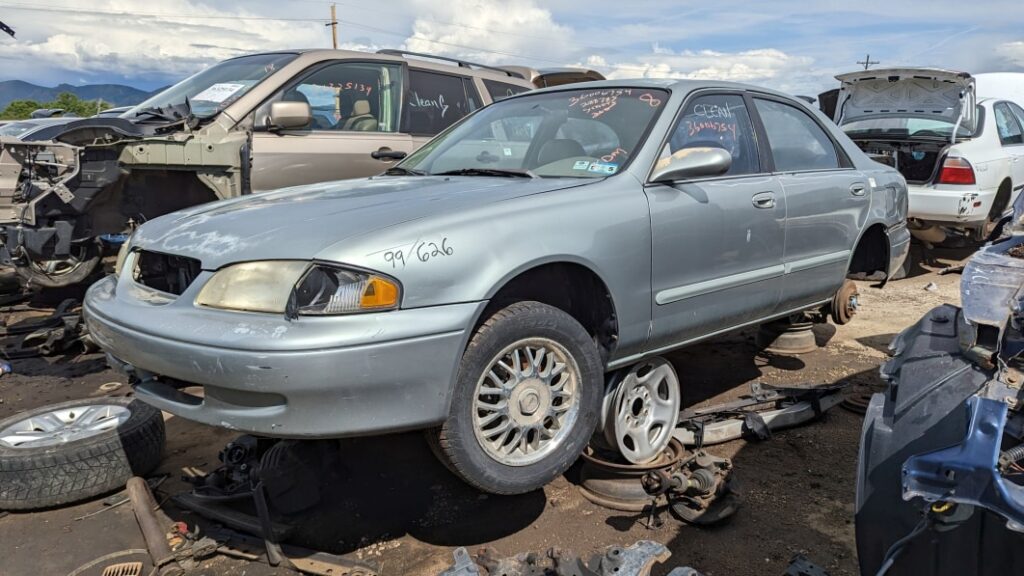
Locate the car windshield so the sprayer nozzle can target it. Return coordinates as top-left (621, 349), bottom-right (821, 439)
top-left (0, 121), bottom-right (36, 137)
top-left (842, 108), bottom-right (980, 139)
top-left (397, 87), bottom-right (669, 178)
top-left (127, 53), bottom-right (298, 119)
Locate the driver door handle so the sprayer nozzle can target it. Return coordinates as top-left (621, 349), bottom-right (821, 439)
top-left (371, 147), bottom-right (407, 161)
top-left (850, 183), bottom-right (867, 196)
top-left (751, 191), bottom-right (776, 209)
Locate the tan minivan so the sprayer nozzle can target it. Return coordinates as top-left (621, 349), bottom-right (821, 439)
top-left (0, 49), bottom-right (603, 288)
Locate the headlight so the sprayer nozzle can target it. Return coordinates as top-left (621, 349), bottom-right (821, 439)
top-left (114, 238), bottom-right (133, 276)
top-left (289, 265), bottom-right (400, 315)
top-left (196, 261), bottom-right (309, 313)
top-left (195, 261), bottom-right (400, 315)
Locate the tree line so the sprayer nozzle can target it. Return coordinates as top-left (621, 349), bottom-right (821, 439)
top-left (0, 92), bottom-right (113, 120)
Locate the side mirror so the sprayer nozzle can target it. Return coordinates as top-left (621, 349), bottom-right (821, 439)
top-left (268, 101), bottom-right (312, 131)
top-left (651, 147), bottom-right (732, 183)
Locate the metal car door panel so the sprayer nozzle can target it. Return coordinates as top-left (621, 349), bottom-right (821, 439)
top-left (250, 132), bottom-right (414, 192)
top-left (645, 175), bottom-right (785, 350)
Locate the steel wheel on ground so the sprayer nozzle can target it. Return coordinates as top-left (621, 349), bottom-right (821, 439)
top-left (430, 301), bottom-right (603, 495)
top-left (602, 357), bottom-right (680, 464)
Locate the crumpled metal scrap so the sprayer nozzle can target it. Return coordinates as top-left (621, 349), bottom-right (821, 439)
top-left (437, 540), bottom-right (703, 576)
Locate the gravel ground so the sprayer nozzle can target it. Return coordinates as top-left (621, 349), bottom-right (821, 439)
top-left (0, 245), bottom-right (968, 576)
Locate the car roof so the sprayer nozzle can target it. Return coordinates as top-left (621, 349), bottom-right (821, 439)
top-left (520, 77), bottom-right (802, 101)
top-left (222, 49), bottom-right (535, 85)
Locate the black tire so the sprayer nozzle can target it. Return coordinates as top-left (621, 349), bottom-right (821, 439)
top-left (0, 397), bottom-right (165, 510)
top-left (430, 301), bottom-right (603, 495)
top-left (14, 242), bottom-right (102, 289)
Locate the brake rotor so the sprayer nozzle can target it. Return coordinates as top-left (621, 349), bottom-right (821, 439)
top-left (831, 279), bottom-right (860, 325)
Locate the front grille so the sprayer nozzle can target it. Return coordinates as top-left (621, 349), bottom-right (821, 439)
top-left (133, 250), bottom-right (201, 296)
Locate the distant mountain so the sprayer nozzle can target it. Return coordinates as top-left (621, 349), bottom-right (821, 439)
top-left (0, 80), bottom-right (160, 109)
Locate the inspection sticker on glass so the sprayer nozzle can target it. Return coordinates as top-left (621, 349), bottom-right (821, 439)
top-left (587, 162), bottom-right (618, 175)
top-left (573, 160), bottom-right (591, 170)
top-left (192, 83), bottom-right (247, 103)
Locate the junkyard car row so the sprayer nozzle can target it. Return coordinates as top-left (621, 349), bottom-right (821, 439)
top-left (2, 45), bottom-right (1024, 576)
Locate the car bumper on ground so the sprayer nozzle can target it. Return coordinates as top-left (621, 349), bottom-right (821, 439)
top-left (907, 184), bottom-right (994, 227)
top-left (84, 274), bottom-right (484, 438)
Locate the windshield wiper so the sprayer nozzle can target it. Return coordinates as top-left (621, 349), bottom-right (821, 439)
top-left (433, 168), bottom-right (537, 179)
top-left (384, 166), bottom-right (428, 176)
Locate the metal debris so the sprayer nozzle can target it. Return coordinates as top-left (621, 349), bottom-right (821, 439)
top-left (439, 541), bottom-right (704, 576)
top-left (0, 298), bottom-right (92, 358)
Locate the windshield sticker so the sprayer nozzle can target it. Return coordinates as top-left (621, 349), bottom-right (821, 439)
top-left (573, 160), bottom-right (591, 170)
top-left (192, 83), bottom-right (247, 103)
top-left (587, 162), bottom-right (619, 175)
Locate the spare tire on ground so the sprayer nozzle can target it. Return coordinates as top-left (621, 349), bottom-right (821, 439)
top-left (0, 396), bottom-right (165, 510)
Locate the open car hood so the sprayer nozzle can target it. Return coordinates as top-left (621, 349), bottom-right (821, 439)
top-left (834, 68), bottom-right (976, 133)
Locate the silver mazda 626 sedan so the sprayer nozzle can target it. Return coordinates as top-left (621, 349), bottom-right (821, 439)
top-left (85, 79), bottom-right (910, 494)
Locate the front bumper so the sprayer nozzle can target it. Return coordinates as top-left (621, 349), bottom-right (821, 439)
top-left (84, 274), bottom-right (485, 438)
top-left (907, 184), bottom-right (995, 227)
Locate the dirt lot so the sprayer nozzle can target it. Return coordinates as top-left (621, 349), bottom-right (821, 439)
top-left (0, 247), bottom-right (968, 576)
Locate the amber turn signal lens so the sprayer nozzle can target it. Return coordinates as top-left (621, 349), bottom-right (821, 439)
top-left (360, 276), bottom-right (400, 309)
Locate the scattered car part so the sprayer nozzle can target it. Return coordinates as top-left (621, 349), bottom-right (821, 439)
top-left (674, 382), bottom-right (848, 446)
top-left (0, 297), bottom-right (90, 358)
top-left (99, 562), bottom-right (143, 576)
top-left (65, 550), bottom-right (150, 576)
top-left (0, 396), bottom-right (165, 510)
top-left (597, 357), bottom-right (681, 464)
top-left (203, 525), bottom-right (378, 576)
top-left (829, 279), bottom-right (860, 325)
top-left (439, 541), bottom-right (703, 576)
top-left (756, 316), bottom-right (819, 355)
top-left (784, 554), bottom-right (831, 576)
top-left (127, 476), bottom-right (183, 576)
top-left (579, 438), bottom-right (689, 512)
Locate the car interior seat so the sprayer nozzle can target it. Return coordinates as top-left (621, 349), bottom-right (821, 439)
top-left (342, 100), bottom-right (378, 131)
top-left (537, 139), bottom-right (586, 165)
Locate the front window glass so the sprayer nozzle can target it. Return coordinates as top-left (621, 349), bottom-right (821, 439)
top-left (264, 61), bottom-right (403, 132)
top-left (662, 94), bottom-right (760, 176)
top-left (398, 87), bottom-right (668, 178)
top-left (128, 53), bottom-right (297, 119)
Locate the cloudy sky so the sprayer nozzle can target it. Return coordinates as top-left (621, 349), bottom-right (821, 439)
top-left (0, 0), bottom-right (1022, 96)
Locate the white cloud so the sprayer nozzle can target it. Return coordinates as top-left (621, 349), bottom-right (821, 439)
top-left (402, 0), bottom-right (574, 65)
top-left (997, 41), bottom-right (1024, 68)
top-left (0, 0), bottom-right (328, 85)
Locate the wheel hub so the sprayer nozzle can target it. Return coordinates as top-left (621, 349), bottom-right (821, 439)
top-left (472, 338), bottom-right (580, 467)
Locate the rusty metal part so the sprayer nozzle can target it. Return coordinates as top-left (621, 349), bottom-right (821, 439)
top-left (100, 562), bottom-right (143, 576)
top-left (579, 438), bottom-right (686, 512)
top-left (440, 541), bottom-right (704, 576)
top-left (204, 526), bottom-right (378, 576)
top-left (756, 318), bottom-right (818, 355)
top-left (841, 391), bottom-right (874, 414)
top-left (830, 280), bottom-right (860, 325)
top-left (126, 476), bottom-right (184, 576)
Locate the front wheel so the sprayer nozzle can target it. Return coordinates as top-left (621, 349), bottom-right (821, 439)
top-left (430, 301), bottom-right (603, 494)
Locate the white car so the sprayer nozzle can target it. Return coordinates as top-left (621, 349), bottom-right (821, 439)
top-left (833, 68), bottom-right (1024, 242)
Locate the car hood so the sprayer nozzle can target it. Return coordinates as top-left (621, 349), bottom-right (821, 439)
top-left (834, 68), bottom-right (976, 131)
top-left (132, 175), bottom-right (591, 270)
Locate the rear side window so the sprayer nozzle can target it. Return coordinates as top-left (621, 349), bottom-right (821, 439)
top-left (663, 94), bottom-right (760, 176)
top-left (994, 102), bottom-right (1024, 146)
top-left (754, 98), bottom-right (840, 172)
top-left (483, 79), bottom-right (531, 102)
top-left (1009, 102), bottom-right (1024, 133)
top-left (407, 70), bottom-right (479, 135)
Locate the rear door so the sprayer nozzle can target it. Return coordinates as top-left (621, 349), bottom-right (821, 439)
top-left (406, 68), bottom-right (483, 150)
top-left (646, 91), bottom-right (786, 349)
top-left (995, 101), bottom-right (1024, 196)
top-left (249, 60), bottom-right (412, 191)
top-left (751, 96), bottom-right (869, 311)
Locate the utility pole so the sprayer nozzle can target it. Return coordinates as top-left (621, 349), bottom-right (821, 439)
top-left (327, 4), bottom-right (338, 49)
top-left (857, 53), bottom-right (879, 70)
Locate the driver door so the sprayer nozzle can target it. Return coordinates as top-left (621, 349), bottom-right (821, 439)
top-left (645, 92), bottom-right (785, 350)
top-left (250, 60), bottom-right (412, 191)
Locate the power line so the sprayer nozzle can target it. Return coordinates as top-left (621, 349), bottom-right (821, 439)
top-left (0, 2), bottom-right (331, 22)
